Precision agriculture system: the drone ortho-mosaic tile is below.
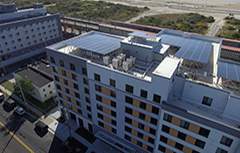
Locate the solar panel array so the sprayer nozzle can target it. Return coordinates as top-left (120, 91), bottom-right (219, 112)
top-left (63, 32), bottom-right (123, 55)
top-left (217, 61), bottom-right (240, 82)
top-left (160, 34), bottom-right (212, 64)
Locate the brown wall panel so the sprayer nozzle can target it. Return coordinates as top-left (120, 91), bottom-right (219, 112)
top-left (143, 135), bottom-right (148, 141)
top-left (132, 120), bottom-right (138, 127)
top-left (131, 138), bottom-right (137, 144)
top-left (133, 99), bottom-right (140, 107)
top-left (102, 87), bottom-right (110, 96)
top-left (68, 81), bottom-right (74, 88)
top-left (145, 115), bottom-right (151, 123)
top-left (104, 124), bottom-right (112, 132)
top-left (165, 148), bottom-right (174, 153)
top-left (144, 126), bottom-right (150, 133)
top-left (171, 116), bottom-right (181, 126)
top-left (169, 128), bottom-right (178, 137)
top-left (60, 86), bottom-right (66, 92)
top-left (146, 104), bottom-right (152, 112)
top-left (167, 139), bottom-right (176, 147)
top-left (102, 97), bottom-right (111, 105)
top-left (71, 98), bottom-right (77, 105)
top-left (103, 107), bottom-right (111, 115)
top-left (132, 110), bottom-right (139, 118)
top-left (62, 94), bottom-right (67, 100)
top-left (69, 90), bottom-right (75, 96)
top-left (189, 123), bottom-right (200, 134)
top-left (183, 146), bottom-right (193, 153)
top-left (185, 135), bottom-right (196, 145)
top-left (142, 143), bottom-right (148, 150)
top-left (72, 106), bottom-right (78, 112)
top-left (57, 68), bottom-right (62, 74)
top-left (66, 71), bottom-right (72, 79)
top-left (59, 77), bottom-right (64, 84)
top-left (103, 116), bottom-right (111, 124)
top-left (132, 129), bottom-right (138, 136)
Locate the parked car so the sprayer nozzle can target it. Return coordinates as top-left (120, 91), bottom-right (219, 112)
top-left (35, 121), bottom-right (48, 132)
top-left (62, 138), bottom-right (76, 153)
top-left (4, 98), bottom-right (16, 109)
top-left (0, 92), bottom-right (5, 102)
top-left (14, 106), bottom-right (25, 115)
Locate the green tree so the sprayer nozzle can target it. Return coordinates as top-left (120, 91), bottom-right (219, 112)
top-left (14, 77), bottom-right (34, 95)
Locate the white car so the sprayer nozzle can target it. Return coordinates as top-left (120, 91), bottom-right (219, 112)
top-left (0, 92), bottom-right (5, 101)
top-left (14, 106), bottom-right (26, 115)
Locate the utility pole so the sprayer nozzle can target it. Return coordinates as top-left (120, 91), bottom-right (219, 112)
top-left (0, 57), bottom-right (7, 76)
top-left (16, 79), bottom-right (29, 111)
top-left (63, 109), bottom-right (72, 140)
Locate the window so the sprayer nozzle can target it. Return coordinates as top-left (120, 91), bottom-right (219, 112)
top-left (85, 97), bottom-right (90, 103)
top-left (74, 83), bottom-right (78, 89)
top-left (70, 63), bottom-right (75, 71)
top-left (87, 114), bottom-right (92, 119)
top-left (220, 136), bottom-right (233, 147)
top-left (125, 117), bottom-right (132, 124)
top-left (216, 148), bottom-right (228, 153)
top-left (111, 111), bottom-right (116, 117)
top-left (139, 102), bottom-right (146, 110)
top-left (84, 88), bottom-right (89, 94)
top-left (148, 137), bottom-right (154, 144)
top-left (97, 104), bottom-right (102, 111)
top-left (152, 106), bottom-right (159, 115)
top-left (195, 139), bottom-right (205, 149)
top-left (110, 79), bottom-right (115, 87)
top-left (96, 95), bottom-right (102, 102)
top-left (56, 84), bottom-right (61, 90)
top-left (78, 109), bottom-right (82, 114)
top-left (111, 101), bottom-right (116, 108)
top-left (58, 93), bottom-right (62, 98)
top-left (125, 126), bottom-right (131, 133)
top-left (112, 128), bottom-right (116, 134)
top-left (138, 132), bottom-right (143, 139)
top-left (202, 96), bottom-right (213, 106)
top-left (72, 74), bottom-right (77, 81)
top-left (175, 142), bottom-right (183, 151)
top-left (177, 132), bottom-right (186, 140)
top-left (54, 76), bottom-right (59, 81)
top-left (75, 93), bottom-right (80, 98)
top-left (160, 135), bottom-right (168, 143)
top-left (138, 123), bottom-right (144, 130)
top-left (95, 84), bottom-right (101, 92)
top-left (77, 101), bottom-right (81, 107)
top-left (125, 135), bottom-right (131, 141)
top-left (140, 89), bottom-right (148, 98)
top-left (60, 60), bottom-right (64, 67)
top-left (149, 128), bottom-right (156, 135)
top-left (137, 141), bottom-right (142, 147)
top-left (98, 121), bottom-right (104, 127)
top-left (94, 73), bottom-right (100, 81)
top-left (153, 94), bottom-right (161, 103)
top-left (110, 90), bottom-right (116, 98)
top-left (125, 96), bottom-right (133, 104)
top-left (87, 106), bottom-right (91, 111)
top-left (150, 117), bottom-right (158, 125)
top-left (126, 84), bottom-right (134, 94)
top-left (66, 88), bottom-right (69, 94)
top-left (83, 78), bottom-right (88, 85)
top-left (98, 113), bottom-right (103, 119)
top-left (198, 127), bottom-right (210, 138)
top-left (163, 113), bottom-right (172, 122)
top-left (64, 79), bottom-right (68, 85)
top-left (50, 56), bottom-right (55, 63)
top-left (161, 125), bottom-right (170, 133)
top-left (62, 70), bottom-right (66, 76)
top-left (139, 113), bottom-right (145, 120)
top-left (158, 145), bottom-right (166, 152)
top-left (125, 107), bottom-right (132, 115)
top-left (82, 67), bottom-right (87, 75)
top-left (180, 120), bottom-right (190, 129)
top-left (112, 120), bottom-right (116, 126)
top-left (147, 146), bottom-right (153, 152)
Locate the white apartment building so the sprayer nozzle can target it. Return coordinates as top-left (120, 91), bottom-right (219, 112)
top-left (46, 30), bottom-right (240, 153)
top-left (0, 2), bottom-right (62, 73)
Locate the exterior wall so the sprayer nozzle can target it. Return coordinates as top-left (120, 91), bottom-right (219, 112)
top-left (0, 13), bottom-right (62, 69)
top-left (181, 81), bottom-right (229, 111)
top-left (38, 81), bottom-right (56, 102)
top-left (223, 96), bottom-right (240, 120)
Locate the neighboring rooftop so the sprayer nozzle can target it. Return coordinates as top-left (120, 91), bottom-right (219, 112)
top-left (32, 60), bottom-right (52, 76)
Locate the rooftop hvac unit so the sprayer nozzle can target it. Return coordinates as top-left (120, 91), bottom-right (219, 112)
top-left (121, 53), bottom-right (126, 61)
top-left (130, 56), bottom-right (136, 65)
top-left (112, 58), bottom-right (119, 69)
top-left (117, 55), bottom-right (123, 66)
top-left (123, 61), bottom-right (130, 72)
top-left (103, 56), bottom-right (110, 65)
top-left (126, 58), bottom-right (133, 67)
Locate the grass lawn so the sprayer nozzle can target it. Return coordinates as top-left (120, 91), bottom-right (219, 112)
top-left (75, 127), bottom-right (96, 143)
top-left (1, 81), bottom-right (15, 92)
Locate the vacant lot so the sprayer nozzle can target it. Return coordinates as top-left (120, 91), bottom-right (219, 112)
top-left (133, 13), bottom-right (215, 35)
top-left (216, 16), bottom-right (240, 40)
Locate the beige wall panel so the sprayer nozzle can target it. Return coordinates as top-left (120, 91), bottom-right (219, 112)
top-left (57, 68), bottom-right (62, 74)
top-left (165, 149), bottom-right (174, 153)
top-left (133, 99), bottom-right (140, 107)
top-left (72, 106), bottom-right (78, 112)
top-left (62, 94), bottom-right (67, 100)
top-left (131, 138), bottom-right (137, 144)
top-left (59, 78), bottom-right (64, 84)
top-left (144, 126), bottom-right (150, 133)
top-left (169, 128), bottom-right (178, 137)
top-left (143, 135), bottom-right (148, 141)
top-left (132, 129), bottom-right (138, 136)
top-left (183, 146), bottom-right (193, 153)
top-left (103, 116), bottom-right (111, 123)
top-left (145, 115), bottom-right (151, 123)
top-left (60, 86), bottom-right (66, 92)
top-left (66, 71), bottom-right (72, 78)
top-left (69, 90), bottom-right (75, 96)
top-left (68, 81), bottom-right (74, 88)
top-left (185, 135), bottom-right (196, 145)
top-left (71, 98), bottom-right (77, 105)
top-left (102, 97), bottom-right (111, 105)
top-left (132, 120), bottom-right (138, 127)
top-left (103, 107), bottom-right (111, 115)
top-left (167, 139), bottom-right (176, 147)
top-left (146, 104), bottom-right (152, 112)
top-left (189, 123), bottom-right (200, 134)
top-left (171, 116), bottom-right (181, 126)
top-left (142, 143), bottom-right (148, 150)
top-left (132, 110), bottom-right (139, 118)
top-left (104, 124), bottom-right (112, 131)
top-left (102, 87), bottom-right (110, 96)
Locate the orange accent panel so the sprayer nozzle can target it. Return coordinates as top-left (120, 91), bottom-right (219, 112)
top-left (132, 120), bottom-right (138, 127)
top-left (133, 99), bottom-right (140, 107)
top-left (145, 115), bottom-right (151, 123)
top-left (167, 139), bottom-right (176, 147)
top-left (69, 90), bottom-right (75, 96)
top-left (59, 77), bottom-right (64, 84)
top-left (102, 97), bottom-right (111, 105)
top-left (143, 135), bottom-right (148, 141)
top-left (132, 110), bottom-right (139, 117)
top-left (60, 86), bottom-right (66, 92)
top-left (142, 143), bottom-right (148, 150)
top-left (102, 87), bottom-right (110, 96)
top-left (169, 128), bottom-right (178, 137)
top-left (72, 106), bottom-right (78, 112)
top-left (185, 135), bottom-right (196, 145)
top-left (68, 81), bottom-right (73, 88)
top-left (146, 104), bottom-right (152, 112)
top-left (57, 68), bottom-right (62, 74)
top-left (102, 107), bottom-right (111, 115)
top-left (131, 138), bottom-right (137, 144)
top-left (171, 116), bottom-right (181, 126)
top-left (103, 116), bottom-right (111, 124)
top-left (62, 94), bottom-right (67, 100)
top-left (189, 123), bottom-right (200, 134)
top-left (66, 71), bottom-right (72, 78)
top-left (104, 124), bottom-right (111, 131)
top-left (71, 98), bottom-right (77, 105)
top-left (132, 129), bottom-right (138, 136)
top-left (63, 102), bottom-right (68, 107)
top-left (183, 146), bottom-right (193, 153)
top-left (144, 126), bottom-right (150, 133)
top-left (165, 148), bottom-right (174, 153)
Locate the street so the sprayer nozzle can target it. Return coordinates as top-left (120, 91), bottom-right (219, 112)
top-left (0, 100), bottom-right (68, 153)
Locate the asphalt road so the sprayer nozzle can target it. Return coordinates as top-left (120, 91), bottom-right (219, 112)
top-left (0, 100), bottom-right (68, 153)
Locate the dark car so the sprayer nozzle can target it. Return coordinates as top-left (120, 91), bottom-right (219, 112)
top-left (35, 121), bottom-right (48, 132)
top-left (4, 98), bottom-right (16, 109)
top-left (62, 139), bottom-right (76, 153)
